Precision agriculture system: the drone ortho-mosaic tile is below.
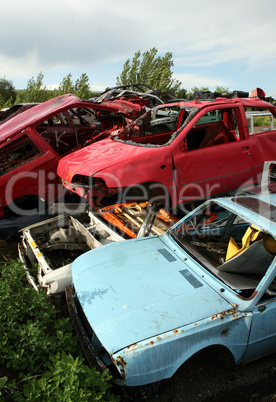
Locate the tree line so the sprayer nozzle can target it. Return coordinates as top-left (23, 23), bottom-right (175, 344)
top-left (0, 48), bottom-right (230, 108)
top-left (0, 72), bottom-right (94, 108)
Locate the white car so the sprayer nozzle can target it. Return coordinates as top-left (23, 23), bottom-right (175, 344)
top-left (19, 202), bottom-right (177, 294)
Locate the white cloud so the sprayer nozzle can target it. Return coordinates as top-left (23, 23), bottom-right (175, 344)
top-left (45, 83), bottom-right (59, 90)
top-left (173, 73), bottom-right (230, 91)
top-left (1, 0), bottom-right (276, 92)
top-left (91, 83), bottom-right (109, 92)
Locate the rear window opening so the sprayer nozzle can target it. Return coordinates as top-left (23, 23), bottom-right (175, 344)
top-left (0, 134), bottom-right (41, 175)
top-left (246, 110), bottom-right (276, 135)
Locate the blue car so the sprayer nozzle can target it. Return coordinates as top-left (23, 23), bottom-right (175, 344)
top-left (66, 193), bottom-right (276, 390)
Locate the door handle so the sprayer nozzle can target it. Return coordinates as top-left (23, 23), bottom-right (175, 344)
top-left (241, 146), bottom-right (250, 155)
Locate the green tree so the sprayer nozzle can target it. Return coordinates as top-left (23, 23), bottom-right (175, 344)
top-left (176, 87), bottom-right (188, 99)
top-left (15, 72), bottom-right (49, 103)
top-left (186, 86), bottom-right (210, 99)
top-left (58, 73), bottom-right (91, 99)
top-left (58, 73), bottom-right (75, 94)
top-left (0, 77), bottom-right (16, 108)
top-left (117, 47), bottom-right (181, 93)
top-left (215, 86), bottom-right (230, 95)
top-left (190, 86), bottom-right (210, 94)
top-left (74, 73), bottom-right (91, 99)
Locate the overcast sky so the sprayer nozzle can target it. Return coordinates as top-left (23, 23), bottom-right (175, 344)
top-left (1, 0), bottom-right (276, 96)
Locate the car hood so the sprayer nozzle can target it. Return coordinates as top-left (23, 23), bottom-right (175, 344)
top-left (57, 138), bottom-right (155, 182)
top-left (72, 236), bottom-right (232, 354)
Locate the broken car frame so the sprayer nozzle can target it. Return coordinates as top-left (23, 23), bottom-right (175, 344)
top-left (19, 202), bottom-right (178, 294)
top-left (58, 88), bottom-right (276, 213)
top-left (0, 94), bottom-right (144, 236)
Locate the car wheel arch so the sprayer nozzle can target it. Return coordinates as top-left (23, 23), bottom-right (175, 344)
top-left (195, 344), bottom-right (236, 369)
top-left (168, 344), bottom-right (236, 381)
top-left (119, 181), bottom-right (172, 208)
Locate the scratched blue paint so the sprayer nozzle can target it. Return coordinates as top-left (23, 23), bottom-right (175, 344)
top-left (71, 194), bottom-right (276, 387)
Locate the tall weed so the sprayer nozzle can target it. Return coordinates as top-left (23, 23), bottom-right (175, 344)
top-left (0, 260), bottom-right (118, 401)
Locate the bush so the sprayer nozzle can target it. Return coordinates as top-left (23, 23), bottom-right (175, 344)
top-left (0, 259), bottom-right (118, 401)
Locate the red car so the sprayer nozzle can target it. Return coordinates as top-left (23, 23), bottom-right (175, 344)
top-left (0, 103), bottom-right (39, 124)
top-left (0, 94), bottom-right (143, 221)
top-left (58, 89), bottom-right (276, 211)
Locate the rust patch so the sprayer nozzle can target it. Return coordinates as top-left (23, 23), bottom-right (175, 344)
top-left (238, 289), bottom-right (258, 301)
top-left (124, 329), bottom-right (182, 356)
top-left (221, 329), bottom-right (230, 336)
top-left (112, 355), bottom-right (127, 379)
top-left (144, 340), bottom-right (155, 347)
top-left (211, 308), bottom-right (238, 321)
top-left (126, 343), bottom-right (138, 350)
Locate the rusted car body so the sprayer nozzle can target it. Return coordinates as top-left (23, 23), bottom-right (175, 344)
top-left (58, 90), bottom-right (276, 211)
top-left (66, 192), bottom-right (276, 390)
top-left (92, 84), bottom-right (164, 108)
top-left (0, 94), bottom-right (143, 226)
top-left (19, 202), bottom-right (177, 294)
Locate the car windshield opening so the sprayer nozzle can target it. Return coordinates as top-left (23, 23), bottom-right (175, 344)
top-left (170, 201), bottom-right (276, 300)
top-left (115, 105), bottom-right (196, 146)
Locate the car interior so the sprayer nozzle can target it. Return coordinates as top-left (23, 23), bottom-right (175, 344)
top-left (171, 201), bottom-right (276, 300)
top-left (117, 106), bottom-right (240, 149)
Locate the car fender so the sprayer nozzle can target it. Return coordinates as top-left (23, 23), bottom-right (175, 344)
top-left (112, 309), bottom-right (251, 387)
top-left (93, 151), bottom-right (174, 191)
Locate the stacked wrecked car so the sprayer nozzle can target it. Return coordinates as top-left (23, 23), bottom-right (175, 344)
top-left (0, 93), bottom-right (144, 235)
top-left (57, 88), bottom-right (276, 209)
top-left (19, 201), bottom-right (178, 294)
top-left (1, 87), bottom-right (276, 395)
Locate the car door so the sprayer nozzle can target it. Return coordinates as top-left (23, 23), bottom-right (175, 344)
top-left (243, 280), bottom-right (276, 362)
top-left (35, 112), bottom-right (76, 155)
top-left (0, 127), bottom-right (61, 216)
top-left (172, 105), bottom-right (253, 203)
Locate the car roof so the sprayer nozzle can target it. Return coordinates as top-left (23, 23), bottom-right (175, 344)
top-left (160, 96), bottom-right (276, 111)
top-left (0, 94), bottom-right (139, 144)
top-left (211, 194), bottom-right (276, 234)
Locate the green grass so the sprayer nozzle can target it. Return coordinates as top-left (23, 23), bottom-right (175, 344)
top-left (0, 259), bottom-right (119, 401)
